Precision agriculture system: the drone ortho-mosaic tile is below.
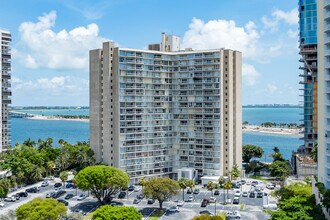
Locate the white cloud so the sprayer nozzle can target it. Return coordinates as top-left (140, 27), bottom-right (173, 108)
top-left (242, 64), bottom-right (260, 86)
top-left (287, 29), bottom-right (298, 39)
top-left (15, 11), bottom-right (109, 70)
top-left (266, 83), bottom-right (278, 94)
top-left (12, 76), bottom-right (88, 97)
top-left (262, 8), bottom-right (298, 30)
top-left (182, 18), bottom-right (261, 60)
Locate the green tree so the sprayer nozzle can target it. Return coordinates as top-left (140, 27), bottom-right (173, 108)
top-left (178, 178), bottom-right (188, 201)
top-left (59, 171), bottom-right (69, 189)
top-left (229, 164), bottom-right (241, 180)
top-left (322, 190), bottom-right (330, 209)
top-left (92, 205), bottom-right (142, 220)
top-left (30, 165), bottom-right (45, 182)
top-left (138, 177), bottom-right (146, 190)
top-left (206, 182), bottom-right (216, 195)
top-left (75, 165), bottom-right (129, 204)
top-left (269, 160), bottom-right (290, 181)
top-left (143, 177), bottom-right (180, 210)
top-left (186, 179), bottom-right (195, 190)
top-left (249, 160), bottom-right (258, 175)
top-left (46, 161), bottom-right (55, 177)
top-left (311, 143), bottom-right (318, 162)
top-left (270, 147), bottom-right (284, 162)
top-left (16, 198), bottom-right (67, 220)
top-left (242, 144), bottom-right (264, 163)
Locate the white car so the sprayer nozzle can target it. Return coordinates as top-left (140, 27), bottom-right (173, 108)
top-left (134, 187), bottom-right (140, 192)
top-left (209, 196), bottom-right (216, 203)
top-left (4, 197), bottom-right (15, 202)
top-left (226, 211), bottom-right (241, 219)
top-left (266, 183), bottom-right (275, 190)
top-left (41, 181), bottom-right (49, 187)
top-left (246, 181), bottom-right (251, 185)
top-left (77, 194), bottom-right (87, 201)
top-left (242, 191), bottom-right (248, 197)
top-left (167, 206), bottom-right (179, 213)
top-left (177, 200), bottom-right (184, 206)
top-left (188, 195), bottom-right (194, 202)
top-left (0, 202), bottom-right (5, 207)
top-left (263, 204), bottom-right (278, 210)
top-left (234, 190), bottom-right (241, 197)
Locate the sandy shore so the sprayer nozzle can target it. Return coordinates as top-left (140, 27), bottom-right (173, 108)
top-left (243, 125), bottom-right (303, 136)
top-left (27, 115), bottom-right (89, 123)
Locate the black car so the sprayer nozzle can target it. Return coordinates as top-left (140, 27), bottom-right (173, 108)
top-left (187, 188), bottom-right (193, 194)
top-left (233, 198), bottom-right (240, 204)
top-left (133, 199), bottom-right (141, 204)
top-left (57, 199), bottom-right (68, 206)
top-left (54, 183), bottom-right (62, 188)
top-left (118, 191), bottom-right (126, 199)
top-left (26, 187), bottom-right (38, 193)
top-left (241, 180), bottom-right (246, 185)
top-left (193, 189), bottom-right (200, 194)
top-left (257, 192), bottom-right (263, 198)
top-left (249, 192), bottom-right (256, 198)
top-left (128, 185), bottom-right (135, 191)
top-left (16, 192), bottom-right (28, 197)
top-left (214, 190), bottom-right (220, 195)
top-left (53, 190), bottom-right (66, 198)
top-left (251, 181), bottom-right (258, 187)
top-left (147, 198), bottom-right (155, 204)
top-left (137, 194), bottom-right (145, 200)
top-left (65, 193), bottom-right (74, 200)
top-left (200, 210), bottom-right (213, 215)
top-left (109, 201), bottom-right (123, 206)
top-left (233, 183), bottom-right (241, 189)
top-left (201, 201), bottom-right (208, 207)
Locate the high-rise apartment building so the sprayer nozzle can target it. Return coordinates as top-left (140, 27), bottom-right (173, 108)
top-left (90, 33), bottom-right (242, 183)
top-left (299, 0), bottom-right (318, 154)
top-left (0, 29), bottom-right (11, 152)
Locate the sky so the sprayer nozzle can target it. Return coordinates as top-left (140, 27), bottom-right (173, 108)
top-left (0, 0), bottom-right (300, 106)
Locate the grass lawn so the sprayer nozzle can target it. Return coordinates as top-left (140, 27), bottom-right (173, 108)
top-left (149, 209), bottom-right (165, 220)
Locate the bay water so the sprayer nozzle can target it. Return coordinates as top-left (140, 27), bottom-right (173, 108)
top-left (12, 107), bottom-right (302, 162)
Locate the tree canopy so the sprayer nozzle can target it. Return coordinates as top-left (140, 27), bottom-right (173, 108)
top-left (242, 144), bottom-right (264, 163)
top-left (16, 198), bottom-right (67, 220)
top-left (92, 205), bottom-right (142, 220)
top-left (229, 164), bottom-right (241, 180)
top-left (75, 165), bottom-right (129, 204)
top-left (267, 183), bottom-right (326, 220)
top-left (192, 214), bottom-right (225, 220)
top-left (143, 177), bottom-right (180, 210)
top-left (269, 160), bottom-right (290, 181)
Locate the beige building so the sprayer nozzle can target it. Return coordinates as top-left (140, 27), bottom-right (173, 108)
top-left (90, 33), bottom-right (242, 183)
top-left (0, 29), bottom-right (11, 152)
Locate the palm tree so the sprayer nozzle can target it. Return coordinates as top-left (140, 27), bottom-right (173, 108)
top-left (30, 166), bottom-right (45, 182)
top-left (23, 138), bottom-right (36, 147)
top-left (38, 138), bottom-right (53, 151)
top-left (186, 179), bottom-right (195, 191)
top-left (47, 161), bottom-right (55, 177)
top-left (206, 182), bottom-right (216, 195)
top-left (59, 171), bottom-right (69, 189)
top-left (138, 177), bottom-right (146, 190)
top-left (178, 178), bottom-right (187, 201)
top-left (229, 164), bottom-right (241, 180)
top-left (223, 181), bottom-right (232, 204)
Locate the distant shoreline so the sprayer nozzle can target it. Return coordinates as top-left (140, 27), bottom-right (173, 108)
top-left (27, 115), bottom-right (89, 123)
top-left (243, 125), bottom-right (302, 136)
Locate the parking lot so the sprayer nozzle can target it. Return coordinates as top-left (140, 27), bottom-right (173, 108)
top-left (0, 178), bottom-right (274, 220)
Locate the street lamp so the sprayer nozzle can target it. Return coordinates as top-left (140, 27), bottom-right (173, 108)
top-left (215, 198), bottom-right (217, 215)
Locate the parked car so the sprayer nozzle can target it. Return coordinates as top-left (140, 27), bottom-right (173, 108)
top-left (4, 197), bottom-right (15, 202)
top-left (26, 187), bottom-right (38, 193)
top-left (137, 194), bottom-right (144, 200)
top-left (241, 180), bottom-right (246, 185)
top-left (226, 211), bottom-right (241, 219)
top-left (209, 197), bottom-right (216, 203)
top-left (187, 195), bottom-right (194, 202)
top-left (214, 190), bottom-right (220, 195)
top-left (242, 191), bottom-right (248, 197)
top-left (128, 185), bottom-right (135, 191)
top-left (200, 210), bottom-right (213, 216)
top-left (187, 188), bottom-right (193, 194)
top-left (193, 189), bottom-right (200, 194)
top-left (251, 181), bottom-right (258, 187)
top-left (266, 183), bottom-right (275, 190)
top-left (41, 181), bottom-right (49, 187)
top-left (17, 192), bottom-right (28, 197)
top-left (177, 200), bottom-right (184, 206)
top-left (66, 183), bottom-right (75, 188)
top-left (134, 187), bottom-right (140, 192)
top-left (133, 198), bottom-right (141, 204)
top-left (246, 181), bottom-right (251, 185)
top-left (77, 194), bottom-right (87, 201)
top-left (249, 192), bottom-right (256, 198)
top-left (233, 197), bottom-right (240, 204)
top-left (0, 202), bottom-right (5, 207)
top-left (65, 193), bottom-right (74, 200)
top-left (46, 192), bottom-right (55, 198)
top-left (57, 199), bottom-right (68, 206)
top-left (233, 183), bottom-right (241, 189)
top-left (167, 206), bottom-right (179, 213)
top-left (234, 190), bottom-right (241, 197)
top-left (257, 192), bottom-right (263, 198)
top-left (118, 191), bottom-right (126, 199)
top-left (109, 201), bottom-right (123, 206)
top-left (147, 198), bottom-right (155, 204)
top-left (201, 201), bottom-right (208, 207)
top-left (263, 204), bottom-right (278, 210)
top-left (54, 183), bottom-right (62, 188)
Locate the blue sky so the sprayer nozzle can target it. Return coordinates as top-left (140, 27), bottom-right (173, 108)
top-left (0, 0), bottom-right (300, 106)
